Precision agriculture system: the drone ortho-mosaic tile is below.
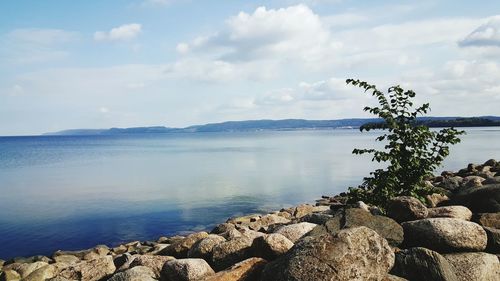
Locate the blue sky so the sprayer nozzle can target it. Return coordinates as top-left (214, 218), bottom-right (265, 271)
top-left (1, 0), bottom-right (499, 135)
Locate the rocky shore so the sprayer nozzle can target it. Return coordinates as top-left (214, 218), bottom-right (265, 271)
top-left (1, 160), bottom-right (500, 281)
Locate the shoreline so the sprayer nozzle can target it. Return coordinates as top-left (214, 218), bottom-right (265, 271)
top-left (1, 160), bottom-right (499, 280)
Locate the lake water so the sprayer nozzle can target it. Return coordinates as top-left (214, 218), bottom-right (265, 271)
top-left (1, 128), bottom-right (499, 259)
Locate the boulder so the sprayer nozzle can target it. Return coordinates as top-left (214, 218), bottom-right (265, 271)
top-left (484, 227), bottom-right (500, 253)
top-left (261, 226), bottom-right (394, 281)
top-left (211, 223), bottom-right (236, 234)
top-left (444, 252), bottom-right (500, 281)
top-left (426, 193), bottom-right (450, 208)
top-left (299, 212), bottom-right (333, 225)
top-left (386, 196), bottom-right (428, 223)
top-left (484, 176), bottom-right (500, 185)
top-left (251, 233), bottom-right (294, 260)
top-left (390, 247), bottom-right (458, 281)
top-left (188, 234), bottom-right (226, 261)
top-left (162, 258), bottom-right (215, 281)
top-left (159, 232), bottom-right (209, 258)
top-left (23, 265), bottom-right (59, 281)
top-left (58, 256), bottom-right (116, 281)
top-left (439, 177), bottom-right (463, 192)
top-left (220, 229), bottom-right (243, 240)
top-left (107, 266), bottom-right (156, 281)
top-left (113, 253), bottom-right (136, 271)
top-left (442, 185), bottom-right (500, 213)
top-left (53, 255), bottom-right (80, 264)
top-left (402, 218), bottom-right (487, 252)
top-left (293, 204), bottom-right (315, 218)
top-left (0, 270), bottom-right (21, 281)
top-left (14, 261), bottom-right (49, 278)
top-left (383, 274), bottom-right (408, 281)
top-left (427, 206), bottom-right (472, 221)
top-left (309, 208), bottom-right (404, 247)
top-left (129, 255), bottom-right (175, 278)
top-left (273, 222), bottom-right (317, 243)
top-left (474, 212), bottom-right (500, 228)
top-left (201, 257), bottom-right (267, 281)
top-left (258, 214), bottom-right (291, 228)
top-left (212, 237), bottom-right (254, 271)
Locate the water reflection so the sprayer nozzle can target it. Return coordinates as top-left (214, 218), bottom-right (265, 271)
top-left (0, 128), bottom-right (499, 258)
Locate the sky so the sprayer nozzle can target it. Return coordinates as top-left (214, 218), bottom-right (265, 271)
top-left (1, 0), bottom-right (500, 135)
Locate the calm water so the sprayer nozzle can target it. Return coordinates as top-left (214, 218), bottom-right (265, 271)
top-left (0, 128), bottom-right (499, 259)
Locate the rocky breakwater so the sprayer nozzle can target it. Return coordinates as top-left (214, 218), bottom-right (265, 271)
top-left (1, 159), bottom-right (500, 281)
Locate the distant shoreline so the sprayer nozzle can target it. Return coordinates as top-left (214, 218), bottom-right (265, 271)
top-left (41, 116), bottom-right (500, 136)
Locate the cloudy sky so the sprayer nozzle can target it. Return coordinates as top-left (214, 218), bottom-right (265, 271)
top-left (1, 0), bottom-right (499, 135)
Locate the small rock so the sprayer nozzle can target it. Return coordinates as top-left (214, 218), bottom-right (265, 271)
top-left (202, 257), bottom-right (267, 281)
top-left (129, 255), bottom-right (175, 278)
top-left (162, 258), bottom-right (215, 281)
top-left (273, 222), bottom-right (317, 243)
top-left (212, 237), bottom-right (254, 271)
top-left (390, 247), bottom-right (458, 281)
top-left (107, 266), bottom-right (156, 281)
top-left (439, 176), bottom-right (463, 191)
top-left (402, 218), bottom-right (487, 252)
top-left (387, 196), bottom-right (428, 223)
top-left (427, 206), bottom-right (472, 221)
top-left (187, 234), bottom-right (226, 261)
top-left (252, 233), bottom-right (294, 260)
top-left (444, 252), bottom-right (500, 281)
top-left (261, 226), bottom-right (395, 281)
top-left (463, 176), bottom-right (485, 188)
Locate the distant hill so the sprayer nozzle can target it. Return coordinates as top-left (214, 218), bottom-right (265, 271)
top-left (44, 116), bottom-right (500, 135)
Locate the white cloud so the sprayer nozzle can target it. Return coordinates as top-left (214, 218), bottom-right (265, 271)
top-left (460, 15), bottom-right (500, 47)
top-left (94, 23), bottom-right (142, 42)
top-left (180, 5), bottom-right (339, 65)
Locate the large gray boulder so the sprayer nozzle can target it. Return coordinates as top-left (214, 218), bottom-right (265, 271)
top-left (442, 185), bottom-right (500, 213)
top-left (202, 257), bottom-right (267, 281)
top-left (484, 227), bottom-right (500, 253)
top-left (390, 247), bottom-right (458, 281)
top-left (128, 255), bottom-right (174, 278)
top-left (159, 232), bottom-right (209, 258)
top-left (444, 252), bottom-right (500, 281)
top-left (57, 256), bottom-right (116, 281)
top-left (474, 212), bottom-right (500, 228)
top-left (161, 258), bottom-right (215, 281)
top-left (252, 233), bottom-right (294, 260)
top-left (309, 208), bottom-right (404, 247)
top-left (427, 206), bottom-right (472, 221)
top-left (273, 222), bottom-right (317, 243)
top-left (211, 237), bottom-right (254, 271)
top-left (187, 234), bottom-right (226, 261)
top-left (107, 266), bottom-right (156, 281)
top-left (261, 226), bottom-right (394, 281)
top-left (386, 196), bottom-right (428, 223)
top-left (402, 218), bottom-right (487, 252)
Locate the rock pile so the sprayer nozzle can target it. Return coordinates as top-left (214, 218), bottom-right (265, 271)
top-left (1, 160), bottom-right (499, 281)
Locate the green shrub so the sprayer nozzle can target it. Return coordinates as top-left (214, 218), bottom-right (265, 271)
top-left (346, 79), bottom-right (464, 208)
